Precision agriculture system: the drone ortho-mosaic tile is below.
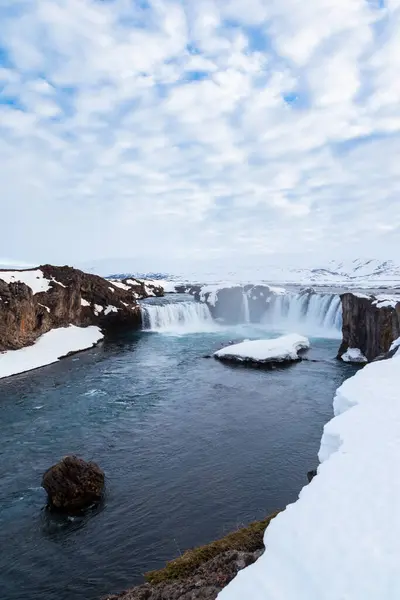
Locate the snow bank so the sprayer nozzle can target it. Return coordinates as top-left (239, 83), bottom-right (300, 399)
top-left (373, 295), bottom-right (400, 309)
top-left (218, 350), bottom-right (400, 600)
top-left (0, 326), bottom-right (103, 379)
top-left (214, 334), bottom-right (310, 364)
top-left (341, 348), bottom-right (368, 363)
top-left (109, 280), bottom-right (131, 292)
top-left (390, 337), bottom-right (400, 355)
top-left (0, 269), bottom-right (51, 294)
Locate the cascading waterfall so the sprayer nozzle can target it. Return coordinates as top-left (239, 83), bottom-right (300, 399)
top-left (242, 292), bottom-right (250, 324)
top-left (141, 301), bottom-right (217, 333)
top-left (264, 292), bottom-right (342, 337)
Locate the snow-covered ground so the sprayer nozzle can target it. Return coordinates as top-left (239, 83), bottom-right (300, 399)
top-left (0, 269), bottom-right (67, 294)
top-left (0, 326), bottom-right (103, 379)
top-left (79, 258), bottom-right (400, 289)
top-left (218, 348), bottom-right (400, 600)
top-left (214, 334), bottom-right (310, 364)
top-left (0, 269), bottom-right (52, 294)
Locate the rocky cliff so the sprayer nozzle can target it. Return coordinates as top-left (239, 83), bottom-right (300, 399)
top-left (338, 293), bottom-right (400, 362)
top-left (0, 265), bottom-right (148, 352)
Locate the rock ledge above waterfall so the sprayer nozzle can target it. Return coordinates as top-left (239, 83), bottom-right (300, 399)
top-left (214, 334), bottom-right (310, 366)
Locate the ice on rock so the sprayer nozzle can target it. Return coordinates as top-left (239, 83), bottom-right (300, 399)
top-left (214, 334), bottom-right (310, 364)
top-left (341, 348), bottom-right (368, 363)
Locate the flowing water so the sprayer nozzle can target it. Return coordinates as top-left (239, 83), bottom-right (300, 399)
top-left (262, 292), bottom-right (342, 338)
top-left (0, 295), bottom-right (356, 600)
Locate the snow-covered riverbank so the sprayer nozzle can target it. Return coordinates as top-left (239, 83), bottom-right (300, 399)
top-left (218, 343), bottom-right (400, 600)
top-left (0, 326), bottom-right (103, 379)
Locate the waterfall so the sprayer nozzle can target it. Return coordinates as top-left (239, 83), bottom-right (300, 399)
top-left (264, 292), bottom-right (342, 337)
top-left (242, 292), bottom-right (250, 324)
top-left (141, 300), bottom-right (217, 333)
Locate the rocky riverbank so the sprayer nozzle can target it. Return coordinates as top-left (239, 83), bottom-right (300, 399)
top-left (104, 514), bottom-right (278, 600)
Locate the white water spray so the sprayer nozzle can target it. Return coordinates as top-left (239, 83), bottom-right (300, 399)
top-left (263, 292), bottom-right (342, 338)
top-left (141, 301), bottom-right (217, 333)
top-left (242, 292), bottom-right (250, 324)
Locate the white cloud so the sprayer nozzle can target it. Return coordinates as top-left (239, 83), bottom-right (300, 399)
top-left (0, 0), bottom-right (399, 272)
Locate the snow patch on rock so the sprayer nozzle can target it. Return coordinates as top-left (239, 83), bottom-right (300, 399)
top-left (38, 303), bottom-right (51, 313)
top-left (341, 348), bottom-right (368, 364)
top-left (109, 280), bottom-right (131, 291)
top-left (214, 334), bottom-right (310, 364)
top-left (373, 295), bottom-right (400, 309)
top-left (94, 304), bottom-right (104, 316)
top-left (0, 269), bottom-right (51, 294)
top-left (0, 326), bottom-right (103, 379)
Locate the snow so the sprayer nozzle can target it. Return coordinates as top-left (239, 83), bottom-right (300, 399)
top-left (94, 304), bottom-right (104, 316)
top-left (268, 286), bottom-right (287, 296)
top-left (341, 348), bottom-right (368, 363)
top-left (52, 278), bottom-right (66, 288)
top-left (108, 280), bottom-right (131, 291)
top-left (0, 269), bottom-right (51, 294)
top-left (390, 337), bottom-right (400, 355)
top-left (353, 292), bottom-right (371, 300)
top-left (154, 280), bottom-right (179, 293)
top-left (214, 334), bottom-right (310, 364)
top-left (38, 303), bottom-right (50, 313)
top-left (218, 349), bottom-right (400, 600)
top-left (108, 287), bottom-right (115, 293)
top-left (0, 326), bottom-right (103, 379)
top-left (199, 283), bottom-right (240, 306)
top-left (104, 305), bottom-right (118, 315)
top-left (81, 298), bottom-right (90, 307)
top-left (373, 295), bottom-right (400, 309)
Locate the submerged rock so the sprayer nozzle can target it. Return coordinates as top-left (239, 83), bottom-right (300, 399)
top-left (42, 455), bottom-right (105, 512)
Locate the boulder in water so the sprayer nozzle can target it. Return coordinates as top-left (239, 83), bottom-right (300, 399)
top-left (42, 455), bottom-right (105, 512)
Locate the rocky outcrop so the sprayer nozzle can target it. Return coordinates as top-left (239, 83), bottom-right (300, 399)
top-left (104, 550), bottom-right (262, 600)
top-left (42, 455), bottom-right (105, 512)
top-left (0, 265), bottom-right (142, 352)
top-left (338, 293), bottom-right (400, 362)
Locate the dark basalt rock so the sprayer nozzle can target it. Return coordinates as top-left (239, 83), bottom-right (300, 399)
top-left (307, 469), bottom-right (318, 483)
top-left (338, 293), bottom-right (400, 362)
top-left (42, 455), bottom-right (105, 512)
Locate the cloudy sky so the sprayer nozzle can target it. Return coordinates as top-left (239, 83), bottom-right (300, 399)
top-left (0, 0), bottom-right (399, 273)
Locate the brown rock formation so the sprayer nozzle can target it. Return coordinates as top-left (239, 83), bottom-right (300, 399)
top-left (0, 265), bottom-right (143, 352)
top-left (338, 293), bottom-right (400, 362)
top-left (42, 455), bottom-right (105, 512)
top-left (104, 550), bottom-right (262, 600)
